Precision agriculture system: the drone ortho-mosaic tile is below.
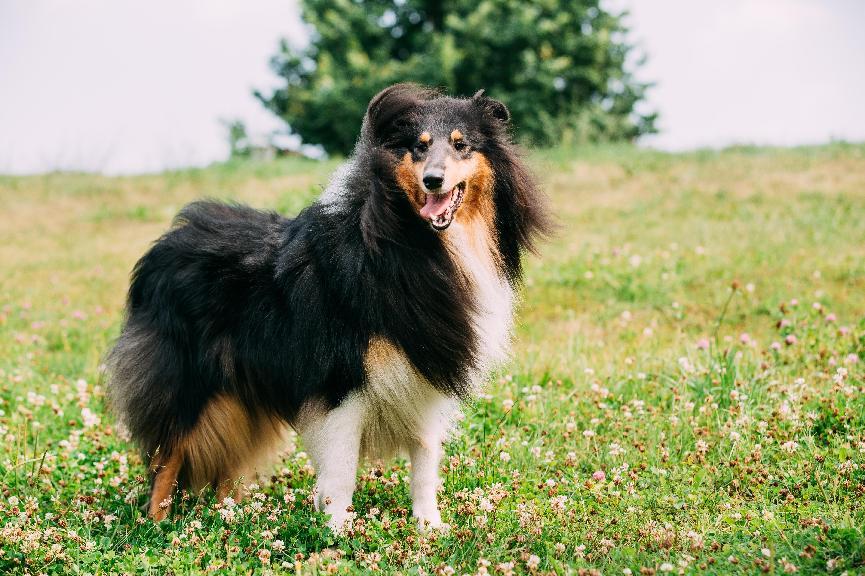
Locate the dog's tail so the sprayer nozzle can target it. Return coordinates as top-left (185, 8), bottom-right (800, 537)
top-left (106, 318), bottom-right (189, 519)
top-left (106, 199), bottom-right (289, 519)
top-left (107, 317), bottom-right (284, 519)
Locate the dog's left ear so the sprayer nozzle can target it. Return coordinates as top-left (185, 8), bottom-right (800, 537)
top-left (473, 89), bottom-right (510, 124)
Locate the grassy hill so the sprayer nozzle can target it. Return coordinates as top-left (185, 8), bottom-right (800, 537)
top-left (1, 144), bottom-right (864, 574)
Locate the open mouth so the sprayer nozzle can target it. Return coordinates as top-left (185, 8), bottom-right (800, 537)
top-left (418, 182), bottom-right (465, 230)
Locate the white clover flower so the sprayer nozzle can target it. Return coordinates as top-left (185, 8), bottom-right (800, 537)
top-left (550, 495), bottom-right (568, 512)
top-left (81, 408), bottom-right (100, 428)
top-left (26, 391), bottom-right (46, 406)
top-left (781, 440), bottom-right (799, 454)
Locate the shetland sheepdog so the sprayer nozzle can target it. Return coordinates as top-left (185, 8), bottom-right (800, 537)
top-left (107, 84), bottom-right (550, 531)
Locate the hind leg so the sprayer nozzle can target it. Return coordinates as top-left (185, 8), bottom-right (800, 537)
top-left (149, 450), bottom-right (182, 521)
top-left (300, 394), bottom-right (364, 533)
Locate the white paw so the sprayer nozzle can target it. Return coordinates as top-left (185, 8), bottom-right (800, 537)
top-left (326, 509), bottom-right (355, 534)
top-left (414, 511), bottom-right (449, 534)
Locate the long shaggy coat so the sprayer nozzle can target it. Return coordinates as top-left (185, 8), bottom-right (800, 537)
top-left (108, 83), bottom-right (550, 529)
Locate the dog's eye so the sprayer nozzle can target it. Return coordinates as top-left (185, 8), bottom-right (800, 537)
top-left (414, 142), bottom-right (428, 153)
top-left (453, 140), bottom-right (467, 152)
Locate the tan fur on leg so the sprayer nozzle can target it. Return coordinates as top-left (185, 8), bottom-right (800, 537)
top-left (148, 450), bottom-right (182, 521)
top-left (182, 395), bottom-right (290, 500)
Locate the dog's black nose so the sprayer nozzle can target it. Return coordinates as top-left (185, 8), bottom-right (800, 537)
top-left (423, 172), bottom-right (444, 190)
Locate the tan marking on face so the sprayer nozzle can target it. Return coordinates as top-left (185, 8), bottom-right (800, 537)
top-left (458, 152), bottom-right (495, 228)
top-left (396, 152), bottom-right (427, 211)
top-left (395, 149), bottom-right (498, 258)
top-left (450, 152), bottom-right (501, 264)
top-left (419, 132), bottom-right (431, 144)
top-left (450, 129), bottom-right (463, 142)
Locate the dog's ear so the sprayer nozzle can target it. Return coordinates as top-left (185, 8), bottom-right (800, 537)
top-left (365, 83), bottom-right (434, 145)
top-left (473, 89), bottom-right (510, 124)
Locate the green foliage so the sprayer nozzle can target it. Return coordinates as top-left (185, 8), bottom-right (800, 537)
top-left (3, 144), bottom-right (865, 573)
top-left (222, 119), bottom-right (251, 159)
top-left (256, 0), bottom-right (657, 155)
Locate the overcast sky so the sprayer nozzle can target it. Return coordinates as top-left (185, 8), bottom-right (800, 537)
top-left (1, 0), bottom-right (864, 174)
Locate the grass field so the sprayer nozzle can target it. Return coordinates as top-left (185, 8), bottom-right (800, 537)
top-left (1, 144), bottom-right (865, 574)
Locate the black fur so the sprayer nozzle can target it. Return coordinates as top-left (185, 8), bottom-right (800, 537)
top-left (107, 83), bottom-right (550, 464)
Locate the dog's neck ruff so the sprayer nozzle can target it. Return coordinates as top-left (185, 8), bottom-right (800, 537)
top-left (319, 159), bottom-right (356, 214)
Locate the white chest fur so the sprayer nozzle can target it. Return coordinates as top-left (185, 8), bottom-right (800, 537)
top-left (360, 339), bottom-right (456, 459)
top-left (447, 219), bottom-right (515, 380)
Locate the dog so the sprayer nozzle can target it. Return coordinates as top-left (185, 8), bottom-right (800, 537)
top-left (107, 83), bottom-right (550, 531)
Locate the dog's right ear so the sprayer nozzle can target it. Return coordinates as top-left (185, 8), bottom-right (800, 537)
top-left (472, 89), bottom-right (510, 124)
top-left (364, 83), bottom-right (434, 146)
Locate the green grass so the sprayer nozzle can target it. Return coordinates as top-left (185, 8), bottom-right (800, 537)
top-left (1, 144), bottom-right (864, 574)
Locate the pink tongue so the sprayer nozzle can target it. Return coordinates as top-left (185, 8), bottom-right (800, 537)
top-left (419, 190), bottom-right (452, 219)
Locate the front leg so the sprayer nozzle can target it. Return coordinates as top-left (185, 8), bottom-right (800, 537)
top-left (300, 395), bottom-right (364, 533)
top-left (409, 437), bottom-right (444, 530)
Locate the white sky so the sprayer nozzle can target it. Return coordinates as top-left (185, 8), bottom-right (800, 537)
top-left (1, 0), bottom-right (864, 174)
top-left (0, 1), bottom-right (307, 174)
top-left (623, 0), bottom-right (865, 149)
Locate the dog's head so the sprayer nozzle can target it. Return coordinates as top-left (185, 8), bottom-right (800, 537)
top-left (358, 84), bottom-right (551, 279)
top-left (363, 84), bottom-right (511, 231)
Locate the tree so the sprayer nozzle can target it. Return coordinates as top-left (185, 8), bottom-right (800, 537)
top-left (222, 119), bottom-right (251, 158)
top-left (255, 0), bottom-right (656, 156)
